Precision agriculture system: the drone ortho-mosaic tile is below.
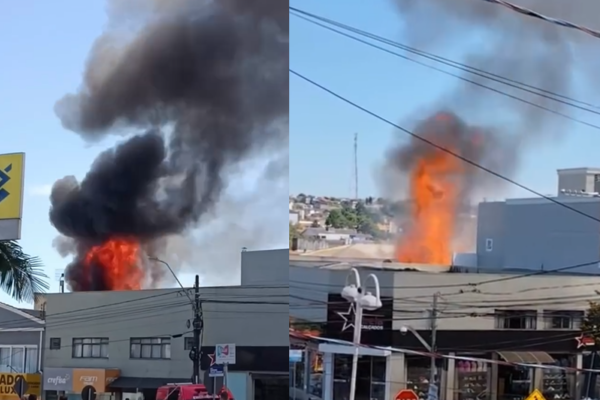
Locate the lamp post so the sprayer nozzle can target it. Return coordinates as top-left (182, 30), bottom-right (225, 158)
top-left (341, 267), bottom-right (382, 400)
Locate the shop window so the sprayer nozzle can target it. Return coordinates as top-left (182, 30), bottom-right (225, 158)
top-left (129, 337), bottom-right (171, 359)
top-left (544, 310), bottom-right (583, 330)
top-left (333, 354), bottom-right (386, 400)
top-left (541, 357), bottom-right (573, 400)
top-left (406, 356), bottom-right (444, 400)
top-left (72, 338), bottom-right (108, 359)
top-left (498, 365), bottom-right (531, 400)
top-left (309, 352), bottom-right (323, 399)
top-left (0, 346), bottom-right (38, 373)
top-left (455, 359), bottom-right (489, 400)
top-left (495, 310), bottom-right (537, 329)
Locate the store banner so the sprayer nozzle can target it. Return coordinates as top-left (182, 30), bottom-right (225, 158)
top-left (325, 293), bottom-right (394, 345)
top-left (72, 369), bottom-right (119, 393)
top-left (43, 368), bottom-right (73, 391)
top-left (0, 373), bottom-right (41, 400)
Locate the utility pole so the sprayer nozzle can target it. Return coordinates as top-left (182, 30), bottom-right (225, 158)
top-left (192, 274), bottom-right (203, 384)
top-left (354, 133), bottom-right (358, 201)
top-left (428, 293), bottom-right (439, 400)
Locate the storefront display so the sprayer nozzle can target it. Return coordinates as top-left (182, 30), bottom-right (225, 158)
top-left (542, 358), bottom-right (572, 400)
top-left (455, 360), bottom-right (489, 400)
top-left (406, 357), bottom-right (439, 400)
top-left (498, 366), bottom-right (531, 400)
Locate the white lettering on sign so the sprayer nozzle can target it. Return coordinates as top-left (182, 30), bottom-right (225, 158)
top-left (80, 376), bottom-right (98, 385)
top-left (47, 375), bottom-right (70, 385)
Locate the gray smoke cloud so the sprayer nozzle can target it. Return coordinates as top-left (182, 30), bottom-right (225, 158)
top-left (385, 0), bottom-right (600, 256)
top-left (50, 0), bottom-right (288, 291)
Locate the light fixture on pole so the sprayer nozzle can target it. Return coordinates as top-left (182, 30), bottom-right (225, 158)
top-left (341, 267), bottom-right (382, 400)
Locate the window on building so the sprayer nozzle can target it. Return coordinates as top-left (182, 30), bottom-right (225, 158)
top-left (0, 347), bottom-right (38, 373)
top-left (72, 338), bottom-right (109, 358)
top-left (544, 310), bottom-right (584, 329)
top-left (184, 337), bottom-right (195, 350)
top-left (495, 310), bottom-right (537, 329)
top-left (49, 338), bottom-right (61, 350)
top-left (130, 337), bottom-right (171, 359)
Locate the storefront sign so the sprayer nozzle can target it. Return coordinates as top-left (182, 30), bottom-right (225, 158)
top-left (215, 343), bottom-right (236, 364)
top-left (326, 293), bottom-right (393, 345)
top-left (576, 334), bottom-right (595, 349)
top-left (43, 368), bottom-right (73, 391)
top-left (524, 389), bottom-right (546, 400)
top-left (72, 369), bottom-right (120, 393)
top-left (0, 374), bottom-right (40, 400)
top-left (395, 389), bottom-right (418, 400)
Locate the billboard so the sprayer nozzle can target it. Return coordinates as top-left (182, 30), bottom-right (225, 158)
top-left (0, 153), bottom-right (25, 241)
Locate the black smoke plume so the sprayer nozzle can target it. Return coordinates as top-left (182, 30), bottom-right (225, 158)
top-left (384, 0), bottom-right (600, 255)
top-left (50, 0), bottom-right (288, 291)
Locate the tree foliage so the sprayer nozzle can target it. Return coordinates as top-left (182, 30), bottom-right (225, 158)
top-left (0, 241), bottom-right (49, 302)
top-left (325, 201), bottom-right (381, 236)
top-left (582, 301), bottom-right (600, 345)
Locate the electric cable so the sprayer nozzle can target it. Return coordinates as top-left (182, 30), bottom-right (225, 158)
top-left (291, 69), bottom-right (600, 264)
top-left (290, 8), bottom-right (600, 118)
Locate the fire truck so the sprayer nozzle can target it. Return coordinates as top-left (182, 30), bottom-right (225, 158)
top-left (155, 383), bottom-right (233, 400)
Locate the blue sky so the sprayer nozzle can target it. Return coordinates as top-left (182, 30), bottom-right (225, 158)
top-left (0, 2), bottom-right (287, 306)
top-left (1, 1), bottom-right (111, 305)
top-left (290, 0), bottom-right (600, 198)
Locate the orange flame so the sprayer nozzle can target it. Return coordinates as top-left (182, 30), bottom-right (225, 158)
top-left (84, 237), bottom-right (144, 290)
top-left (396, 149), bottom-right (463, 265)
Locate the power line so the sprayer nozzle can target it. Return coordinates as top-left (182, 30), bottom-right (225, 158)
top-left (290, 8), bottom-right (600, 131)
top-left (290, 7), bottom-right (600, 114)
top-left (290, 69), bottom-right (600, 229)
top-left (470, 0), bottom-right (600, 39)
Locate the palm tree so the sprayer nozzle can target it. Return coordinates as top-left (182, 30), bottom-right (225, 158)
top-left (0, 241), bottom-right (49, 302)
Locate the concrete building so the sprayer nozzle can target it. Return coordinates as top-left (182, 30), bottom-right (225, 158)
top-left (290, 255), bottom-right (600, 400)
top-left (41, 249), bottom-right (288, 400)
top-left (0, 304), bottom-right (44, 400)
top-left (476, 167), bottom-right (600, 273)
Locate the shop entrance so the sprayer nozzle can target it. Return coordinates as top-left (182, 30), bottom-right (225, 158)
top-left (253, 373), bottom-right (287, 400)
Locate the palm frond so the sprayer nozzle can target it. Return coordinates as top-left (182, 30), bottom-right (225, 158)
top-left (0, 241), bottom-right (49, 303)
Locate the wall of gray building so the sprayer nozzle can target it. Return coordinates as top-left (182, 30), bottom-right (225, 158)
top-left (289, 262), bottom-right (396, 324)
top-left (477, 198), bottom-right (600, 273)
top-left (43, 285), bottom-right (287, 378)
top-left (290, 262), bottom-right (600, 332)
top-left (241, 249), bottom-right (288, 286)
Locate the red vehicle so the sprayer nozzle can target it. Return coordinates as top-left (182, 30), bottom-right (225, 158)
top-left (156, 383), bottom-right (212, 400)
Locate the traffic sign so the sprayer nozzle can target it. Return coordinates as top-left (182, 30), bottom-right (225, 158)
top-left (209, 364), bottom-right (224, 378)
top-left (81, 385), bottom-right (97, 400)
top-left (395, 389), bottom-right (419, 400)
top-left (524, 389), bottom-right (546, 400)
top-left (13, 376), bottom-right (27, 397)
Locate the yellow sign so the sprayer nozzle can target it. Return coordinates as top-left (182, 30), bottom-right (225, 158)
top-left (525, 389), bottom-right (546, 400)
top-left (0, 373), bottom-right (41, 400)
top-left (0, 153), bottom-right (25, 220)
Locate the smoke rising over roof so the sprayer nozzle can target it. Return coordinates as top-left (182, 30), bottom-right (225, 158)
top-left (385, 0), bottom-right (600, 258)
top-left (50, 0), bottom-right (288, 290)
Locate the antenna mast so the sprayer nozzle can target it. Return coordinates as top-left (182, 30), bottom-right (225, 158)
top-left (354, 133), bottom-right (358, 200)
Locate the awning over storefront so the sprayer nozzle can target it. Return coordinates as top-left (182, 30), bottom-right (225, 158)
top-left (109, 377), bottom-right (189, 390)
top-left (497, 351), bottom-right (555, 364)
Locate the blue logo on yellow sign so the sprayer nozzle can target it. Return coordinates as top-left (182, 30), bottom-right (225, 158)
top-left (0, 153), bottom-right (25, 221)
top-left (0, 164), bottom-right (12, 203)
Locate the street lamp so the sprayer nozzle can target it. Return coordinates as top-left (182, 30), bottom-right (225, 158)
top-left (341, 267), bottom-right (382, 400)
